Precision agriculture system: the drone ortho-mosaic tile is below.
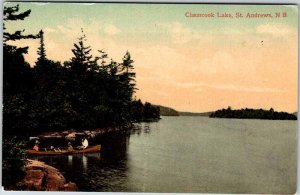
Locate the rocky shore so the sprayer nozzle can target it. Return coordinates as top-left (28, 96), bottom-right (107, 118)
top-left (15, 160), bottom-right (77, 191)
top-left (30, 124), bottom-right (133, 141)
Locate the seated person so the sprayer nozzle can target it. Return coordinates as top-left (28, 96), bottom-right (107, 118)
top-left (77, 138), bottom-right (89, 149)
top-left (50, 146), bottom-right (61, 152)
top-left (68, 142), bottom-right (74, 151)
top-left (33, 144), bottom-right (39, 151)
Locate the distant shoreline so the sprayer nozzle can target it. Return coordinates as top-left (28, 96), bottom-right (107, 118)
top-left (209, 107), bottom-right (297, 120)
top-left (157, 105), bottom-right (297, 120)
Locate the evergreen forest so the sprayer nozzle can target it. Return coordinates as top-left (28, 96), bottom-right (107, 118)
top-left (209, 107), bottom-right (297, 120)
top-left (3, 4), bottom-right (160, 137)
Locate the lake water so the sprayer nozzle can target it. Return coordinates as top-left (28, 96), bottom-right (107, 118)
top-left (33, 116), bottom-right (297, 193)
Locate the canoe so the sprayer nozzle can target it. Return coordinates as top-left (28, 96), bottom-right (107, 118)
top-left (26, 145), bottom-right (101, 155)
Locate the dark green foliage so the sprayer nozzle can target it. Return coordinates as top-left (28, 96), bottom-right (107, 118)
top-left (132, 99), bottom-right (160, 122)
top-left (3, 4), bottom-right (38, 45)
top-left (2, 4), bottom-right (160, 188)
top-left (70, 29), bottom-right (92, 74)
top-left (36, 30), bottom-right (46, 64)
top-left (209, 107), bottom-right (297, 120)
top-left (2, 136), bottom-right (27, 186)
top-left (3, 5), bottom-right (39, 136)
top-left (3, 4), bottom-right (160, 137)
top-left (28, 32), bottom-right (140, 131)
top-left (2, 5), bottom-right (35, 182)
top-left (144, 102), bottom-right (160, 119)
top-left (3, 4), bottom-right (30, 21)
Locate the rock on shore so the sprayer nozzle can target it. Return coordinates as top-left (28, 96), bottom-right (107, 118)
top-left (37, 124), bottom-right (133, 140)
top-left (16, 160), bottom-right (77, 191)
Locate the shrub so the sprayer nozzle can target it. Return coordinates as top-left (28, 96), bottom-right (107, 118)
top-left (2, 136), bottom-right (27, 186)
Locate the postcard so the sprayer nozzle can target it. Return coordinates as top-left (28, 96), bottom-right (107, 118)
top-left (2, 1), bottom-right (298, 194)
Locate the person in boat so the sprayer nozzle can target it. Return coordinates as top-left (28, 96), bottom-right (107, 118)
top-left (68, 142), bottom-right (74, 151)
top-left (50, 146), bottom-right (62, 152)
top-left (77, 138), bottom-right (89, 149)
top-left (33, 143), bottom-right (39, 151)
top-left (33, 140), bottom-right (40, 151)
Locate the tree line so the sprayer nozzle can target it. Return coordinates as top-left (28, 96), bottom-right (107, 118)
top-left (209, 107), bottom-right (297, 120)
top-left (3, 4), bottom-right (161, 187)
top-left (3, 4), bottom-right (160, 137)
top-left (132, 99), bottom-right (160, 121)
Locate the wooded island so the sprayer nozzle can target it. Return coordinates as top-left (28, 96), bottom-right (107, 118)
top-left (209, 107), bottom-right (297, 120)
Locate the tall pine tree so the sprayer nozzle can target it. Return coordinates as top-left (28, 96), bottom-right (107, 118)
top-left (3, 4), bottom-right (38, 187)
top-left (63, 29), bottom-right (95, 128)
top-left (3, 4), bottom-right (38, 53)
top-left (70, 29), bottom-right (93, 75)
top-left (3, 4), bottom-right (39, 133)
top-left (36, 30), bottom-right (46, 64)
top-left (120, 51), bottom-right (136, 98)
top-left (3, 4), bottom-right (39, 95)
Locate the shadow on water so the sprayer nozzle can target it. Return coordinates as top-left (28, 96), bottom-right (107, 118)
top-left (30, 127), bottom-right (144, 192)
top-left (25, 118), bottom-right (297, 193)
top-left (130, 122), bottom-right (151, 135)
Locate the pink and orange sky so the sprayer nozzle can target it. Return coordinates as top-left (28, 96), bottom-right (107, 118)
top-left (5, 3), bottom-right (298, 112)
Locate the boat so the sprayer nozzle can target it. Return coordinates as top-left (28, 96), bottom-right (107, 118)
top-left (26, 145), bottom-right (101, 155)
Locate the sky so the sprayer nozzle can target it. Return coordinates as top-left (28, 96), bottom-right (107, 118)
top-left (4, 2), bottom-right (298, 112)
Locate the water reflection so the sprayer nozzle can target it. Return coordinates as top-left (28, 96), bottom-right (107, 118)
top-left (31, 132), bottom-right (130, 191)
top-left (82, 155), bottom-right (87, 172)
top-left (131, 124), bottom-right (142, 135)
top-left (131, 122), bottom-right (153, 135)
top-left (28, 118), bottom-right (297, 193)
top-left (144, 123), bottom-right (150, 134)
top-left (27, 124), bottom-right (151, 192)
top-left (68, 155), bottom-right (73, 167)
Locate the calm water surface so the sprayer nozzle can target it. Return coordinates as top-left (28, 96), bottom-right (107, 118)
top-left (33, 116), bottom-right (297, 193)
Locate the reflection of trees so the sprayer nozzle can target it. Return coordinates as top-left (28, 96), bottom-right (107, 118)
top-left (32, 128), bottom-right (160, 191)
top-left (144, 123), bottom-right (150, 133)
top-left (131, 124), bottom-right (142, 135)
top-left (130, 123), bottom-right (153, 135)
top-left (99, 132), bottom-right (129, 165)
top-left (33, 126), bottom-right (162, 191)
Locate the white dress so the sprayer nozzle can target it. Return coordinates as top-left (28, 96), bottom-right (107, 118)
top-left (82, 139), bottom-right (88, 149)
